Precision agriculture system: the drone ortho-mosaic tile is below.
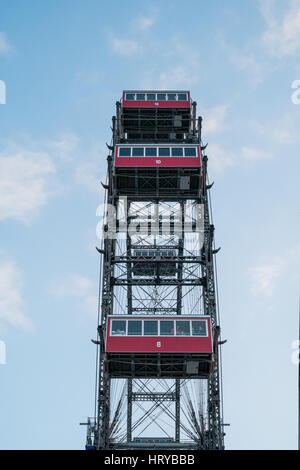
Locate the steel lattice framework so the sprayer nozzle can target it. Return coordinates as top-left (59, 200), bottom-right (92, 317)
top-left (83, 91), bottom-right (225, 450)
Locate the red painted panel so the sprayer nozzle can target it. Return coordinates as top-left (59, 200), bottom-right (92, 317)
top-left (122, 92), bottom-right (190, 108)
top-left (123, 100), bottom-right (190, 109)
top-left (115, 146), bottom-right (201, 168)
top-left (106, 335), bottom-right (212, 353)
top-left (115, 156), bottom-right (200, 168)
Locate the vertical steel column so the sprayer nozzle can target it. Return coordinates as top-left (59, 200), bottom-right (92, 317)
top-left (201, 154), bottom-right (223, 450)
top-left (127, 379), bottom-right (133, 443)
top-left (174, 200), bottom-right (184, 444)
top-left (96, 152), bottom-right (116, 449)
top-left (126, 197), bottom-right (133, 444)
top-left (176, 201), bottom-right (184, 316)
top-left (175, 379), bottom-right (180, 442)
top-left (192, 101), bottom-right (197, 137)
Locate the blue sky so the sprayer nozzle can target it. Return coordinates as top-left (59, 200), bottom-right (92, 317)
top-left (0, 0), bottom-right (300, 450)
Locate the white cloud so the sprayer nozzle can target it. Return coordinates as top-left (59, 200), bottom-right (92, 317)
top-left (217, 33), bottom-right (268, 86)
top-left (140, 37), bottom-right (201, 88)
top-left (250, 261), bottom-right (281, 296)
top-left (49, 132), bottom-right (79, 161)
top-left (136, 12), bottom-right (157, 30)
top-left (206, 143), bottom-right (235, 174)
top-left (158, 65), bottom-right (198, 88)
top-left (54, 274), bottom-right (94, 297)
top-left (0, 32), bottom-right (13, 54)
top-left (74, 161), bottom-right (101, 193)
top-left (203, 105), bottom-right (228, 134)
top-left (111, 37), bottom-right (141, 56)
top-left (241, 146), bottom-right (273, 161)
top-left (261, 0), bottom-right (300, 58)
top-left (0, 134), bottom-right (106, 222)
top-left (229, 50), bottom-right (267, 86)
top-left (74, 142), bottom-right (107, 193)
top-left (0, 147), bottom-right (55, 223)
top-left (200, 142), bottom-right (273, 179)
top-left (0, 256), bottom-right (33, 330)
top-left (51, 273), bottom-right (98, 318)
top-left (252, 114), bottom-right (295, 145)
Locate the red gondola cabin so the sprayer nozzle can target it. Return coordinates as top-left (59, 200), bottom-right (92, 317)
top-left (105, 315), bottom-right (214, 378)
top-left (122, 91), bottom-right (191, 109)
top-left (114, 144), bottom-right (201, 168)
top-left (114, 90), bottom-right (201, 196)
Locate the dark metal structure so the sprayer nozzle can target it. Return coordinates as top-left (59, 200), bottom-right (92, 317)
top-left (83, 91), bottom-right (225, 450)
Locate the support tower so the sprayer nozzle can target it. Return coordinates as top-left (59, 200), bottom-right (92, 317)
top-left (84, 91), bottom-right (225, 450)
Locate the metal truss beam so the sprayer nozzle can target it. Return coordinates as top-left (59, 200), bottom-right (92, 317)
top-left (132, 392), bottom-right (176, 402)
top-left (112, 279), bottom-right (206, 286)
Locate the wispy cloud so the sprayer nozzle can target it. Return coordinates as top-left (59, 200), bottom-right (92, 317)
top-left (216, 32), bottom-right (269, 86)
top-left (74, 161), bottom-right (102, 193)
top-left (0, 32), bottom-right (13, 55)
top-left (135, 11), bottom-right (157, 31)
top-left (51, 273), bottom-right (97, 318)
top-left (48, 132), bottom-right (79, 161)
top-left (250, 260), bottom-right (281, 296)
top-left (229, 49), bottom-right (267, 86)
top-left (74, 141), bottom-right (107, 193)
top-left (251, 114), bottom-right (296, 145)
top-left (206, 143), bottom-right (235, 175)
top-left (0, 134), bottom-right (107, 223)
top-left (0, 144), bottom-right (55, 223)
top-left (241, 146), bottom-right (273, 161)
top-left (0, 254), bottom-right (33, 330)
top-left (110, 36), bottom-right (141, 56)
top-left (203, 105), bottom-right (228, 134)
top-left (109, 8), bottom-right (158, 57)
top-left (140, 37), bottom-right (201, 88)
top-left (205, 141), bottom-right (273, 177)
top-left (261, 0), bottom-right (300, 58)
top-left (156, 65), bottom-right (198, 89)
top-left (249, 244), bottom-right (300, 300)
